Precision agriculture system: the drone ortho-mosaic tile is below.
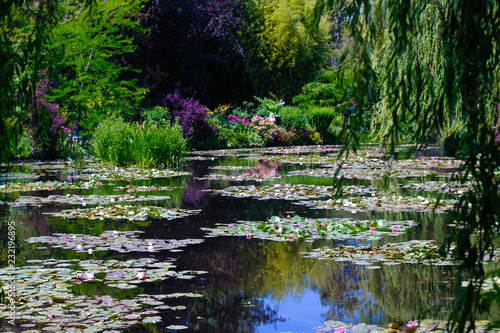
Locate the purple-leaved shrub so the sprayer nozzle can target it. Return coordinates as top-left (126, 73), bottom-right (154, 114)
top-left (30, 73), bottom-right (67, 159)
top-left (159, 84), bottom-right (211, 146)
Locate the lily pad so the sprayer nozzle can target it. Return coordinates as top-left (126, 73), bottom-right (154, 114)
top-left (201, 215), bottom-right (416, 241)
top-left (27, 230), bottom-right (204, 253)
top-left (49, 205), bottom-right (199, 221)
top-left (302, 240), bottom-right (454, 265)
top-left (0, 258), bottom-right (207, 332)
top-left (79, 167), bottom-right (190, 181)
top-left (114, 184), bottom-right (176, 192)
top-left (0, 180), bottom-right (104, 193)
top-left (297, 195), bottom-right (456, 213)
top-left (9, 194), bottom-right (171, 207)
top-left (166, 325), bottom-right (188, 330)
top-left (401, 180), bottom-right (472, 195)
top-left (210, 184), bottom-right (379, 201)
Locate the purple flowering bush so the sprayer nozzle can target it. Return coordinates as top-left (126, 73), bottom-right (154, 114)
top-left (159, 84), bottom-right (211, 147)
top-left (30, 75), bottom-right (67, 159)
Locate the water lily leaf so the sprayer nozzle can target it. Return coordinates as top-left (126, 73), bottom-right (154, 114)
top-left (211, 184), bottom-right (378, 201)
top-left (166, 325), bottom-right (188, 330)
top-left (303, 240), bottom-right (459, 266)
top-left (48, 205), bottom-right (199, 221)
top-left (9, 194), bottom-right (171, 207)
top-left (202, 215), bottom-right (415, 241)
top-left (27, 231), bottom-right (203, 254)
top-left (79, 167), bottom-right (190, 181)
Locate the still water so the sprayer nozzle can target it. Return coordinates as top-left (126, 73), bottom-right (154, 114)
top-left (0, 146), bottom-right (484, 332)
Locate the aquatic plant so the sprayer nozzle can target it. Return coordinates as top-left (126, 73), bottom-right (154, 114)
top-left (202, 215), bottom-right (415, 241)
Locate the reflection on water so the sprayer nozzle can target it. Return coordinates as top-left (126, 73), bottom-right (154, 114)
top-left (0, 147), bottom-right (497, 332)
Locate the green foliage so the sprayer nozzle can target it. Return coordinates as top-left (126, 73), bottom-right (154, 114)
top-left (231, 101), bottom-right (259, 120)
top-left (91, 119), bottom-right (187, 169)
top-left (48, 0), bottom-right (148, 134)
top-left (292, 69), bottom-right (354, 108)
top-left (0, 0), bottom-right (60, 163)
top-left (142, 107), bottom-right (171, 126)
top-left (219, 125), bottom-right (265, 149)
top-left (0, 280), bottom-right (5, 305)
top-left (278, 106), bottom-right (310, 132)
top-left (232, 96), bottom-right (284, 120)
top-left (206, 106), bottom-right (264, 148)
top-left (306, 105), bottom-right (337, 141)
top-left (254, 96), bottom-right (285, 117)
top-left (240, 0), bottom-right (332, 102)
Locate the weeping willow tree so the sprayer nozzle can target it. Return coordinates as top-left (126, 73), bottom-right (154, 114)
top-left (309, 0), bottom-right (500, 331)
top-left (0, 0), bottom-right (95, 164)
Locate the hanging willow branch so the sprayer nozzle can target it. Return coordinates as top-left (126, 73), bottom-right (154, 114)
top-left (310, 0), bottom-right (500, 332)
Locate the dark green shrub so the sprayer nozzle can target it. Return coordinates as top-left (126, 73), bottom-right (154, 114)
top-left (292, 82), bottom-right (340, 108)
top-left (278, 106), bottom-right (310, 132)
top-left (443, 133), bottom-right (459, 157)
top-left (231, 101), bottom-right (258, 120)
top-left (306, 106), bottom-right (336, 141)
top-left (91, 118), bottom-right (187, 168)
top-left (143, 106), bottom-right (170, 126)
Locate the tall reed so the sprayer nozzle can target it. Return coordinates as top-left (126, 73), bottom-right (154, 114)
top-left (91, 119), bottom-right (188, 168)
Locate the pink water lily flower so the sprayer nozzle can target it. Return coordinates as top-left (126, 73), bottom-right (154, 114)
top-left (246, 233), bottom-right (252, 239)
top-left (409, 221), bottom-right (414, 227)
top-left (334, 327), bottom-right (345, 333)
top-left (369, 227), bottom-right (375, 231)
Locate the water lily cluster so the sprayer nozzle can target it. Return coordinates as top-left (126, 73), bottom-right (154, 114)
top-left (202, 215), bottom-right (416, 241)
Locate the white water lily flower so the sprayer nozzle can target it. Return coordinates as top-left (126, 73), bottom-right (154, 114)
top-left (377, 221), bottom-right (384, 227)
top-left (128, 211), bottom-right (135, 215)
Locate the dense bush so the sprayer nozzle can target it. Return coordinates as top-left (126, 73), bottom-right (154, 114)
top-left (278, 106), bottom-right (309, 131)
top-left (306, 106), bottom-right (337, 142)
top-left (91, 118), bottom-right (187, 168)
top-left (249, 115), bottom-right (296, 146)
top-left (219, 122), bottom-right (264, 148)
top-left (292, 82), bottom-right (340, 108)
top-left (292, 70), bottom-right (354, 108)
top-left (142, 106), bottom-right (171, 126)
top-left (159, 85), bottom-right (211, 147)
top-left (30, 76), bottom-right (67, 159)
top-left (206, 105), bottom-right (264, 148)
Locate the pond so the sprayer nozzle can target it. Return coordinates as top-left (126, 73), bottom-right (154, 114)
top-left (0, 145), bottom-right (497, 333)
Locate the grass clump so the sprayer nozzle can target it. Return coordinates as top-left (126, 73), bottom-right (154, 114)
top-left (91, 118), bottom-right (188, 168)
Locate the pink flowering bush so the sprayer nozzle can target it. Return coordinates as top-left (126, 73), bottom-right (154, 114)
top-left (227, 115), bottom-right (249, 126)
top-left (206, 107), bottom-right (264, 148)
top-left (250, 115), bottom-right (279, 143)
top-left (250, 115), bottom-right (296, 146)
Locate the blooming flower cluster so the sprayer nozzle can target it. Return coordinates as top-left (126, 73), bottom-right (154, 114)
top-left (250, 115), bottom-right (280, 142)
top-left (227, 115), bottom-right (249, 126)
